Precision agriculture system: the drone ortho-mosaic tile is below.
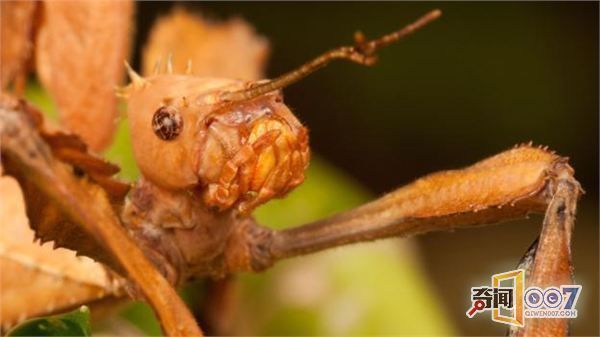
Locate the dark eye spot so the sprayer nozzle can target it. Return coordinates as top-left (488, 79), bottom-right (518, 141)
top-left (152, 106), bottom-right (183, 141)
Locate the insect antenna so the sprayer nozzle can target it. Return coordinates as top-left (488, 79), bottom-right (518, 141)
top-left (220, 9), bottom-right (441, 103)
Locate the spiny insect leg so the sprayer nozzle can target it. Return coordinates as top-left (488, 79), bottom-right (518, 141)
top-left (225, 146), bottom-right (579, 290)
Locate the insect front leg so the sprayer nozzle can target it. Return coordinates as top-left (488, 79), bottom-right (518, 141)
top-left (204, 134), bottom-right (269, 210)
top-left (224, 145), bottom-right (579, 272)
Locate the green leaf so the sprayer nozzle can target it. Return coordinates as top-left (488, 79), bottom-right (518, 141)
top-left (8, 306), bottom-right (91, 337)
top-left (118, 301), bottom-right (163, 336)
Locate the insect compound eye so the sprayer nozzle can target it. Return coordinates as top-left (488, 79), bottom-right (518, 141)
top-left (152, 106), bottom-right (183, 141)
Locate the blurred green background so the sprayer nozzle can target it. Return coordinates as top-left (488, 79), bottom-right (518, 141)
top-left (26, 2), bottom-right (599, 336)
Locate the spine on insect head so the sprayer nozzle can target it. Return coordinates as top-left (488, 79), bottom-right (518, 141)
top-left (123, 66), bottom-right (310, 214)
top-left (117, 55), bottom-right (194, 99)
top-left (166, 53), bottom-right (173, 74)
top-left (149, 54), bottom-right (192, 76)
top-left (125, 61), bottom-right (146, 87)
top-left (117, 9), bottom-right (441, 213)
top-left (152, 56), bottom-right (162, 76)
top-left (115, 61), bottom-right (148, 99)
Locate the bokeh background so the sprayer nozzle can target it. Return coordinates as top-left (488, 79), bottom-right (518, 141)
top-left (136, 2), bottom-right (600, 336)
top-left (27, 2), bottom-right (599, 336)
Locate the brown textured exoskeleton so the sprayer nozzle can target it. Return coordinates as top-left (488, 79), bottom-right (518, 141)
top-left (0, 8), bottom-right (581, 337)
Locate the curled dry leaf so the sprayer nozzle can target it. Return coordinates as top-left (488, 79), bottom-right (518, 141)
top-left (142, 8), bottom-right (269, 80)
top-left (0, 0), bottom-right (37, 92)
top-left (0, 176), bottom-right (125, 330)
top-left (35, 0), bottom-right (134, 151)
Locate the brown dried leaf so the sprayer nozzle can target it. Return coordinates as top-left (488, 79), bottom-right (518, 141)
top-left (142, 8), bottom-right (269, 80)
top-left (0, 177), bottom-right (124, 329)
top-left (0, 0), bottom-right (37, 92)
top-left (35, 0), bottom-right (134, 151)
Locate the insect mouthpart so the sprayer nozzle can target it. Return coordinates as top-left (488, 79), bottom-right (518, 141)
top-left (197, 95), bottom-right (309, 213)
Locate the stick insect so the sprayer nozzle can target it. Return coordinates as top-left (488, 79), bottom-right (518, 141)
top-left (0, 5), bottom-right (580, 337)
